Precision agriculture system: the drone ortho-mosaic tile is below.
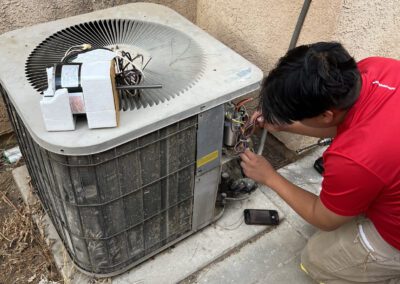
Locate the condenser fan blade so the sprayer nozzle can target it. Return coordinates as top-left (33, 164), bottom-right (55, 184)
top-left (25, 19), bottom-right (205, 110)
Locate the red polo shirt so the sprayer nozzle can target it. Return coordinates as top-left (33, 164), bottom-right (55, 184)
top-left (320, 57), bottom-right (400, 250)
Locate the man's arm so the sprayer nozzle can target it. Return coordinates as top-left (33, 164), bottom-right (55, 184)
top-left (240, 149), bottom-right (352, 230)
top-left (266, 172), bottom-right (352, 230)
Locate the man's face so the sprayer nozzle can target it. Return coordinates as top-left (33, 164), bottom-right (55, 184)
top-left (300, 116), bottom-right (330, 128)
top-left (300, 110), bottom-right (342, 128)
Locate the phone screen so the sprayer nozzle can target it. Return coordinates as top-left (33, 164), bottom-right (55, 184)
top-left (244, 209), bottom-right (279, 225)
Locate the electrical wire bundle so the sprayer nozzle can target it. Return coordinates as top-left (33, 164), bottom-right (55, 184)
top-left (232, 98), bottom-right (261, 154)
top-left (61, 45), bottom-right (146, 94)
top-left (61, 44), bottom-right (97, 62)
top-left (60, 44), bottom-right (151, 109)
top-left (114, 50), bottom-right (145, 98)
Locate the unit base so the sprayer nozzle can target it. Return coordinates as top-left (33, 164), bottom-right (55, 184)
top-left (13, 165), bottom-right (278, 282)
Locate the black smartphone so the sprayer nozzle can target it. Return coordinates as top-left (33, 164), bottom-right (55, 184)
top-left (244, 209), bottom-right (279, 225)
top-left (314, 156), bottom-right (324, 175)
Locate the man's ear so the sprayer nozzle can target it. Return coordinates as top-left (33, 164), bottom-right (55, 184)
top-left (320, 110), bottom-right (334, 124)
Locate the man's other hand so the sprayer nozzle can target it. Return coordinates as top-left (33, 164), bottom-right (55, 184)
top-left (239, 149), bottom-right (278, 186)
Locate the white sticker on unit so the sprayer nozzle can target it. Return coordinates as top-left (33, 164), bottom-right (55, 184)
top-left (236, 67), bottom-right (252, 81)
top-left (61, 65), bottom-right (80, 88)
top-left (225, 67), bottom-right (252, 83)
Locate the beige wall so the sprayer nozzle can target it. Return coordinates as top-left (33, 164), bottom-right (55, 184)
top-left (1, 0), bottom-right (399, 149)
top-left (299, 0), bottom-right (400, 60)
top-left (196, 0), bottom-right (400, 75)
top-left (197, 0), bottom-right (305, 73)
top-left (334, 0), bottom-right (400, 60)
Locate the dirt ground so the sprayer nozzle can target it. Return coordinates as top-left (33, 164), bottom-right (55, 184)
top-left (0, 136), bottom-right (62, 284)
top-left (0, 101), bottom-right (12, 137)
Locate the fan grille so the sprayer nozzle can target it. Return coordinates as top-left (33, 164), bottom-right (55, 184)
top-left (25, 19), bottom-right (205, 110)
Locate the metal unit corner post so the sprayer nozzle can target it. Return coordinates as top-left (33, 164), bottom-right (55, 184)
top-left (192, 105), bottom-right (224, 231)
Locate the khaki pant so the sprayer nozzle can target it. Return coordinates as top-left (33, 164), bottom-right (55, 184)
top-left (301, 218), bottom-right (400, 284)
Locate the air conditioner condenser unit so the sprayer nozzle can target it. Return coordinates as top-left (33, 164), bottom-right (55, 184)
top-left (0, 3), bottom-right (263, 277)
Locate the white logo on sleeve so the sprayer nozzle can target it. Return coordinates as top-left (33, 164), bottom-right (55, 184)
top-left (372, 80), bottom-right (396, 90)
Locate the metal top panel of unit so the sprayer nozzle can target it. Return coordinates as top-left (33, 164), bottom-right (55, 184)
top-left (0, 3), bottom-right (263, 156)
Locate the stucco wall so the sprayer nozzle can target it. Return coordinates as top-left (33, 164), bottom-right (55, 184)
top-left (298, 0), bottom-right (400, 65)
top-left (333, 0), bottom-right (400, 60)
top-left (197, 0), bottom-right (400, 84)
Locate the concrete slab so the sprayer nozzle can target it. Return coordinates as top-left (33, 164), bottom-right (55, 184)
top-left (116, 191), bottom-right (283, 284)
top-left (272, 132), bottom-right (319, 152)
top-left (183, 147), bottom-right (326, 284)
top-left (259, 147), bottom-right (325, 239)
top-left (188, 221), bottom-right (311, 284)
top-left (12, 166), bottom-right (283, 284)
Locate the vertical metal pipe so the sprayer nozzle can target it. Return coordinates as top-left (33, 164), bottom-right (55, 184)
top-left (256, 0), bottom-right (312, 156)
top-left (289, 0), bottom-right (313, 51)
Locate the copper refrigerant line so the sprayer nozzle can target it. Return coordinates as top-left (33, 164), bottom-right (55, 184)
top-left (224, 98), bottom-right (261, 154)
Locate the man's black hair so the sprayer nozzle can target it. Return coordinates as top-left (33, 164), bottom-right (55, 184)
top-left (260, 42), bottom-right (360, 125)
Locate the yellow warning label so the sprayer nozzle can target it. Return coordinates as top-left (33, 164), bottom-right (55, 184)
top-left (197, 150), bottom-right (219, 168)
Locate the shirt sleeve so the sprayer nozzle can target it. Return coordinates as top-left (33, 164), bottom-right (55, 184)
top-left (320, 152), bottom-right (385, 216)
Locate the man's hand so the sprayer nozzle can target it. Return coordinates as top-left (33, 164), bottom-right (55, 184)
top-left (250, 111), bottom-right (284, 132)
top-left (239, 149), bottom-right (278, 186)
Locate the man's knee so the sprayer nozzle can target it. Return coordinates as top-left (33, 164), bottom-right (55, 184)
top-left (299, 231), bottom-right (336, 282)
top-left (300, 247), bottom-right (314, 278)
top-left (300, 235), bottom-right (321, 277)
top-left (300, 242), bottom-right (312, 273)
